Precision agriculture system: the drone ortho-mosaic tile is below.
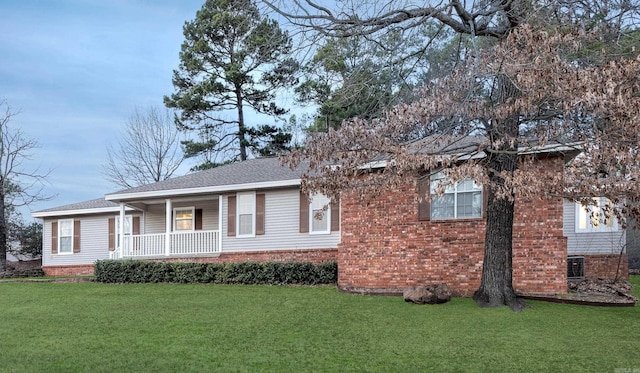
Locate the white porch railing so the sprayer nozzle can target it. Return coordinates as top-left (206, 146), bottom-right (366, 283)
top-left (117, 230), bottom-right (220, 258)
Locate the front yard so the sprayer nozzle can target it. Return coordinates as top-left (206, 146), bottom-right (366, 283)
top-left (2, 277), bottom-right (639, 372)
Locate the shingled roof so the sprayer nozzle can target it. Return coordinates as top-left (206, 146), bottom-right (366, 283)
top-left (106, 157), bottom-right (302, 199)
top-left (31, 198), bottom-right (122, 217)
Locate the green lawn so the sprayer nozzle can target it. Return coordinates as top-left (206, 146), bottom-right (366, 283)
top-left (2, 278), bottom-right (639, 372)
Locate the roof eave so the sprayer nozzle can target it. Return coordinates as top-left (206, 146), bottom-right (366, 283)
top-left (31, 206), bottom-right (134, 218)
top-left (105, 179), bottom-right (302, 202)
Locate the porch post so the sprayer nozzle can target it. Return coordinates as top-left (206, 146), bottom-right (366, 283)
top-left (165, 198), bottom-right (172, 256)
top-left (119, 203), bottom-right (125, 258)
top-left (218, 195), bottom-right (223, 252)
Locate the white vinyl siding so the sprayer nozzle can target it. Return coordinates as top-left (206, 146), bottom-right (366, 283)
top-left (563, 199), bottom-right (626, 255)
top-left (42, 215), bottom-right (114, 267)
top-left (145, 201), bottom-right (219, 233)
top-left (223, 188), bottom-right (339, 252)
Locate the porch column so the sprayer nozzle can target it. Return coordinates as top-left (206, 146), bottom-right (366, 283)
top-left (119, 203), bottom-right (125, 259)
top-left (218, 195), bottom-right (223, 252)
top-left (165, 199), bottom-right (172, 256)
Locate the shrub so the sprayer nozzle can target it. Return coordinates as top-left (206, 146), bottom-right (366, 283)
top-left (94, 260), bottom-right (338, 286)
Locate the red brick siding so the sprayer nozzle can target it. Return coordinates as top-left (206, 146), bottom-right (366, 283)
top-left (584, 254), bottom-right (628, 280)
top-left (43, 264), bottom-right (95, 276)
top-left (338, 157), bottom-right (568, 296)
top-left (156, 248), bottom-right (337, 264)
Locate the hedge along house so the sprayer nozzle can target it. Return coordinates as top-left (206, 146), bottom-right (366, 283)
top-left (32, 152), bottom-right (628, 295)
top-left (32, 158), bottom-right (340, 276)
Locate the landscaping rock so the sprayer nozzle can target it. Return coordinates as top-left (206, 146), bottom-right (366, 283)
top-left (403, 283), bottom-right (451, 304)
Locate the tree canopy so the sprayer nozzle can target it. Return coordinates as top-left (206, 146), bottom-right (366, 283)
top-left (268, 0), bottom-right (640, 311)
top-left (165, 0), bottom-right (299, 168)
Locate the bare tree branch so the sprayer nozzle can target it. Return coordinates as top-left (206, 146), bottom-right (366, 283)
top-left (103, 106), bottom-right (185, 189)
top-left (0, 99), bottom-right (52, 272)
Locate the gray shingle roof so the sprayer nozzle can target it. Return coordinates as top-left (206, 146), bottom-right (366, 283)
top-left (33, 158), bottom-right (303, 216)
top-left (33, 198), bottom-right (120, 214)
top-left (108, 157), bottom-right (302, 196)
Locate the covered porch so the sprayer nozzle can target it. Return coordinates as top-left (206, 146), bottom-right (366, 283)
top-left (109, 194), bottom-right (222, 259)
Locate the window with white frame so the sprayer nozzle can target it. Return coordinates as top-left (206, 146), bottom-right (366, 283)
top-left (115, 215), bottom-right (132, 247)
top-left (237, 192), bottom-right (255, 236)
top-left (58, 219), bottom-right (74, 254)
top-left (310, 194), bottom-right (331, 234)
top-left (174, 208), bottom-right (194, 231)
top-left (430, 171), bottom-right (483, 220)
top-left (576, 197), bottom-right (618, 232)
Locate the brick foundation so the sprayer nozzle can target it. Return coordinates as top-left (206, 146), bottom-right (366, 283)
top-left (338, 157), bottom-right (568, 297)
top-left (43, 264), bottom-right (95, 277)
top-left (584, 254), bottom-right (628, 280)
top-left (42, 248), bottom-right (338, 277)
top-left (155, 248), bottom-right (338, 264)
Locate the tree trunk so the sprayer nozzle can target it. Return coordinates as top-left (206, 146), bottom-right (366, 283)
top-left (236, 86), bottom-right (247, 161)
top-left (473, 73), bottom-right (528, 312)
top-left (472, 155), bottom-right (527, 311)
top-left (0, 189), bottom-right (7, 273)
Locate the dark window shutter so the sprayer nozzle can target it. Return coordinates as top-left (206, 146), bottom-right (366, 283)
top-left (51, 221), bottom-right (58, 254)
top-left (195, 209), bottom-right (203, 230)
top-left (330, 196), bottom-right (340, 232)
top-left (256, 193), bottom-right (265, 235)
top-left (227, 195), bottom-right (236, 237)
top-left (299, 191), bottom-right (309, 233)
top-left (418, 175), bottom-right (431, 221)
top-left (108, 218), bottom-right (115, 251)
top-left (132, 216), bottom-right (141, 235)
top-left (73, 220), bottom-right (81, 253)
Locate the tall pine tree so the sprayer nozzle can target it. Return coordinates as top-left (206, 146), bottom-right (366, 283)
top-left (165, 0), bottom-right (298, 167)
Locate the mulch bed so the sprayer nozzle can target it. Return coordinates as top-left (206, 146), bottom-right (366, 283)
top-left (522, 278), bottom-right (637, 307)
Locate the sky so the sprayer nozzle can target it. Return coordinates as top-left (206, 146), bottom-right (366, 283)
top-left (0, 0), bottom-right (283, 220)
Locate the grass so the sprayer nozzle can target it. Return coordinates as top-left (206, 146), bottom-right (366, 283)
top-left (1, 278), bottom-right (639, 372)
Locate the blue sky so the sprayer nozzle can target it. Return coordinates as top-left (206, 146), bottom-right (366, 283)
top-left (0, 0), bottom-right (282, 219)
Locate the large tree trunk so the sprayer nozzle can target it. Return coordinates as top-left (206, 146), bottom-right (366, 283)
top-left (473, 150), bottom-right (527, 312)
top-left (473, 73), bottom-right (528, 312)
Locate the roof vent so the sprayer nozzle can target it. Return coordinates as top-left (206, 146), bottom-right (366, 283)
top-left (567, 256), bottom-right (585, 280)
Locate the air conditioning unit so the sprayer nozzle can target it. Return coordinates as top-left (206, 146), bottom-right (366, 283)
top-left (567, 256), bottom-right (585, 279)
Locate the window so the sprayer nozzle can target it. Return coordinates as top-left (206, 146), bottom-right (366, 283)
top-left (430, 171), bottom-right (482, 220)
top-left (310, 194), bottom-right (331, 234)
top-left (174, 208), bottom-right (194, 231)
top-left (237, 192), bottom-right (255, 236)
top-left (576, 197), bottom-right (618, 232)
top-left (58, 219), bottom-right (74, 254)
top-left (115, 215), bottom-right (132, 247)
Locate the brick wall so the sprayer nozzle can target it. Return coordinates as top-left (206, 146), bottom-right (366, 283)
top-left (158, 248), bottom-right (338, 264)
top-left (338, 156), bottom-right (568, 297)
top-left (42, 264), bottom-right (95, 276)
top-left (42, 248), bottom-right (337, 276)
top-left (584, 254), bottom-right (629, 280)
